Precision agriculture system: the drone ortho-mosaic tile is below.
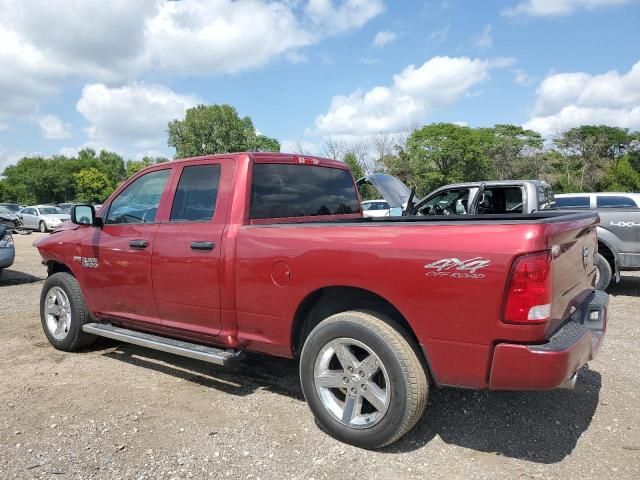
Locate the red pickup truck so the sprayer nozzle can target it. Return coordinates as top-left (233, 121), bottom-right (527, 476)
top-left (35, 152), bottom-right (608, 448)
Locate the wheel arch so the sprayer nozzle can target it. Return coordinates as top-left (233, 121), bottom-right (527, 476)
top-left (290, 285), bottom-right (434, 382)
top-left (46, 260), bottom-right (74, 277)
top-left (596, 230), bottom-right (620, 282)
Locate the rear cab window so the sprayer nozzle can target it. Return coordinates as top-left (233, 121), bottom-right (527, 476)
top-left (478, 187), bottom-right (524, 214)
top-left (249, 163), bottom-right (360, 220)
top-left (596, 196), bottom-right (637, 208)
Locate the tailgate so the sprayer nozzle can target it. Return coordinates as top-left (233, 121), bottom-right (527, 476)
top-left (545, 215), bottom-right (599, 333)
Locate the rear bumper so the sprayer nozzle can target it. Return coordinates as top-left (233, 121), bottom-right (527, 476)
top-left (0, 247), bottom-right (15, 268)
top-left (489, 290), bottom-right (608, 390)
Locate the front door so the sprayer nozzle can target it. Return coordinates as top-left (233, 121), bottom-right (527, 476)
top-left (152, 159), bottom-right (231, 337)
top-left (80, 168), bottom-right (173, 325)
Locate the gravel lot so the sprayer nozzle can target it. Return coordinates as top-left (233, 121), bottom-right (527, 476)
top-left (1, 233), bottom-right (638, 479)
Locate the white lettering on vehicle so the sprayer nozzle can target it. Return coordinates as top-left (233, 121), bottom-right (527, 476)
top-left (610, 221), bottom-right (640, 228)
top-left (424, 257), bottom-right (490, 279)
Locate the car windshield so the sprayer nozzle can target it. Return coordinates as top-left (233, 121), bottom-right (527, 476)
top-left (0, 204), bottom-right (20, 213)
top-left (39, 207), bottom-right (62, 215)
top-left (0, 207), bottom-right (12, 214)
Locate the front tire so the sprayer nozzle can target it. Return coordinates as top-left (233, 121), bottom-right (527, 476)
top-left (300, 310), bottom-right (428, 449)
top-left (594, 253), bottom-right (612, 290)
top-left (40, 272), bottom-right (96, 351)
top-left (39, 221), bottom-right (48, 233)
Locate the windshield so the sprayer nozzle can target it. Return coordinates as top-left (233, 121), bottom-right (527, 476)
top-left (0, 207), bottom-right (12, 214)
top-left (0, 204), bottom-right (20, 213)
top-left (39, 207), bottom-right (62, 215)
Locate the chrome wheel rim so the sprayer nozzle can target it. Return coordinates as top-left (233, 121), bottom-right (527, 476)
top-left (45, 287), bottom-right (72, 340)
top-left (595, 265), bottom-right (601, 285)
top-left (313, 338), bottom-right (390, 429)
top-left (40, 222), bottom-right (46, 233)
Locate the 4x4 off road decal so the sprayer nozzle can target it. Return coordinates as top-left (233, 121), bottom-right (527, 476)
top-left (424, 257), bottom-right (490, 279)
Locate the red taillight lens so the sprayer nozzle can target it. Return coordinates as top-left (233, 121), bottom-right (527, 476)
top-left (503, 251), bottom-right (552, 324)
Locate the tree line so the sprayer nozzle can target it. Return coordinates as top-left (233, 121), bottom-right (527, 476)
top-left (1, 102), bottom-right (638, 205)
top-left (326, 124), bottom-right (640, 199)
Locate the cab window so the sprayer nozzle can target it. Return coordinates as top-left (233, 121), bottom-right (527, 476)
top-left (106, 169), bottom-right (170, 225)
top-left (478, 187), bottom-right (524, 214)
top-left (596, 196), bottom-right (637, 208)
top-left (170, 165), bottom-right (221, 222)
top-left (420, 189), bottom-right (471, 215)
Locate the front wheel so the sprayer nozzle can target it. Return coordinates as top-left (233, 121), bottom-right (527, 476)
top-left (39, 221), bottom-right (48, 233)
top-left (40, 272), bottom-right (96, 351)
top-left (300, 311), bottom-right (428, 449)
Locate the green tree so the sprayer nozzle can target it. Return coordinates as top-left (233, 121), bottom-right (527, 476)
top-left (406, 123), bottom-right (491, 193)
top-left (481, 124), bottom-right (543, 179)
top-left (250, 134), bottom-right (281, 152)
top-left (344, 151), bottom-right (375, 200)
top-left (125, 158), bottom-right (155, 177)
top-left (168, 104), bottom-right (268, 158)
top-left (74, 168), bottom-right (113, 203)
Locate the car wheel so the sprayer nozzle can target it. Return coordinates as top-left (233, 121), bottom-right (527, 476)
top-left (594, 253), bottom-right (612, 290)
top-left (300, 310), bottom-right (428, 449)
top-left (39, 221), bottom-right (47, 233)
top-left (40, 272), bottom-right (96, 351)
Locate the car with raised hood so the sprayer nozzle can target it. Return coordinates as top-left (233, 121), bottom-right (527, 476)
top-left (34, 153), bottom-right (607, 449)
top-left (18, 205), bottom-right (71, 232)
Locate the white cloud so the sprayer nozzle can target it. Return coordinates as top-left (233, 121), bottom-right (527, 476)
top-left (514, 69), bottom-right (533, 86)
top-left (313, 56), bottom-right (510, 136)
top-left (39, 115), bottom-right (71, 139)
top-left (305, 0), bottom-right (385, 34)
top-left (428, 24), bottom-right (450, 44)
top-left (472, 24), bottom-right (493, 49)
top-left (0, 0), bottom-right (383, 121)
top-left (373, 31), bottom-right (397, 47)
top-left (523, 60), bottom-right (640, 136)
top-left (76, 83), bottom-right (199, 149)
top-left (503, 0), bottom-right (635, 17)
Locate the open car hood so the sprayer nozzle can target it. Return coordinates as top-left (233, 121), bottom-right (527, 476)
top-left (356, 173), bottom-right (411, 209)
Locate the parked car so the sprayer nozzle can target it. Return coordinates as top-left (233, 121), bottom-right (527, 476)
top-left (361, 199), bottom-right (391, 217)
top-left (0, 203), bottom-right (22, 213)
top-left (18, 206), bottom-right (71, 232)
top-left (34, 153), bottom-right (607, 449)
top-left (555, 193), bottom-right (640, 288)
top-left (0, 224), bottom-right (15, 275)
top-left (0, 206), bottom-right (21, 229)
top-left (555, 192), bottom-right (640, 209)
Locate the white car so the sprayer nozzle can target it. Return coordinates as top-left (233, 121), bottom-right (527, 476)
top-left (361, 199), bottom-right (391, 217)
top-left (555, 192), bottom-right (640, 209)
top-left (18, 205), bottom-right (71, 232)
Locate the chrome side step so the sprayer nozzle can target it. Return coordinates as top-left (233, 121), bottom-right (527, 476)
top-left (82, 323), bottom-right (242, 366)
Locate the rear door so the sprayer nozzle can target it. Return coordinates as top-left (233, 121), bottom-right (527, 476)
top-left (151, 158), bottom-right (232, 337)
top-left (21, 208), bottom-right (36, 229)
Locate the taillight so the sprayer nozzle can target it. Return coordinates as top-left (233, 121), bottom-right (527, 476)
top-left (503, 251), bottom-right (552, 324)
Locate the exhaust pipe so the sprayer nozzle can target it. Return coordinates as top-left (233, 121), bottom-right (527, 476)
top-left (557, 372), bottom-right (578, 390)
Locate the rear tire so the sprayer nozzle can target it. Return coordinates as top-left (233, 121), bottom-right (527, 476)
top-left (595, 253), bottom-right (612, 290)
top-left (39, 221), bottom-right (47, 233)
top-left (300, 310), bottom-right (428, 449)
top-left (40, 272), bottom-right (96, 351)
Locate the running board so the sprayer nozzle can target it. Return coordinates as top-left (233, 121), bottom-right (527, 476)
top-left (82, 323), bottom-right (242, 366)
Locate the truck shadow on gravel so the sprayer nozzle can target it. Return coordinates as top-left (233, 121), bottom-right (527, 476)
top-left (0, 269), bottom-right (42, 286)
top-left (389, 366), bottom-right (602, 463)
top-left (607, 274), bottom-right (640, 297)
top-left (101, 341), bottom-right (600, 464)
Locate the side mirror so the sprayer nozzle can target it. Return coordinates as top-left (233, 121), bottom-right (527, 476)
top-left (71, 205), bottom-right (101, 227)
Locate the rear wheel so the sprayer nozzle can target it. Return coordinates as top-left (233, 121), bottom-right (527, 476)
top-left (40, 272), bottom-right (96, 351)
top-left (39, 221), bottom-right (47, 233)
top-left (594, 253), bottom-right (612, 290)
top-left (300, 310), bottom-right (428, 449)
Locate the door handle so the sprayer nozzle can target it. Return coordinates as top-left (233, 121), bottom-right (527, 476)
top-left (190, 241), bottom-right (215, 251)
top-left (129, 239), bottom-right (149, 249)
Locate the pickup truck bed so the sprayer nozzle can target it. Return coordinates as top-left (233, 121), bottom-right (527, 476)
top-left (34, 152), bottom-right (608, 449)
